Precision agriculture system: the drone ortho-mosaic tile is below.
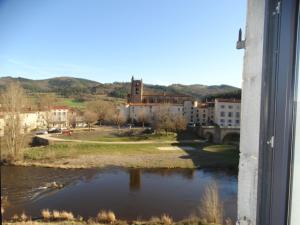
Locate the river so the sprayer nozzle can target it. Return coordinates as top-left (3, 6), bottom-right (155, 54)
top-left (1, 166), bottom-right (237, 221)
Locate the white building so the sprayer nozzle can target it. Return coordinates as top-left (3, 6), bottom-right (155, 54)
top-left (214, 99), bottom-right (241, 128)
top-left (0, 106), bottom-right (70, 136)
top-left (48, 106), bottom-right (69, 128)
top-left (121, 98), bottom-right (241, 128)
top-left (180, 99), bottom-right (241, 127)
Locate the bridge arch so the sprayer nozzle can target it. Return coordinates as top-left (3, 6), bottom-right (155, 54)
top-left (221, 131), bottom-right (240, 143)
top-left (203, 131), bottom-right (214, 143)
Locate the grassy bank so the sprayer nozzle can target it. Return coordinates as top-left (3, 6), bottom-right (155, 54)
top-left (2, 210), bottom-right (222, 225)
top-left (19, 142), bottom-right (239, 169)
top-left (3, 221), bottom-right (220, 225)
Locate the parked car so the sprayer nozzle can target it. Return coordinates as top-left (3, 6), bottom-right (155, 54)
top-left (48, 128), bottom-right (61, 134)
top-left (187, 122), bottom-right (196, 128)
top-left (35, 130), bottom-right (48, 135)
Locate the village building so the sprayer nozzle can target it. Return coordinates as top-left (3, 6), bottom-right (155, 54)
top-left (0, 106), bottom-right (71, 136)
top-left (123, 77), bottom-right (241, 128)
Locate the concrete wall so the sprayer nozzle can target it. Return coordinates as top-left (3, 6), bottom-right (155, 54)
top-left (237, 0), bottom-right (266, 224)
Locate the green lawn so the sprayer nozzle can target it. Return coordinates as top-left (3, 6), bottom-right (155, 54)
top-left (62, 98), bottom-right (87, 109)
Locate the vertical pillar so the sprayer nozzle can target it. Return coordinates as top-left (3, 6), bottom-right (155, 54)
top-left (237, 0), bottom-right (266, 224)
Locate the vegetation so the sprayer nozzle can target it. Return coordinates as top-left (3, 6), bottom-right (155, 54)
top-left (86, 100), bottom-right (114, 126)
top-left (0, 82), bottom-right (27, 161)
top-left (153, 105), bottom-right (187, 134)
top-left (83, 111), bottom-right (98, 130)
top-left (0, 76), bottom-right (240, 100)
top-left (199, 183), bottom-right (223, 224)
top-left (2, 209), bottom-right (223, 225)
top-left (202, 90), bottom-right (241, 101)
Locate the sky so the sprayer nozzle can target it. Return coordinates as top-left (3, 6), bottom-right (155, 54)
top-left (0, 0), bottom-right (247, 87)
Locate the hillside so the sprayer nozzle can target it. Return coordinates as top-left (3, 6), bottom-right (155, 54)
top-left (0, 76), bottom-right (241, 100)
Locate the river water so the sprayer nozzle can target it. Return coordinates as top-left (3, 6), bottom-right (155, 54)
top-left (1, 166), bottom-right (237, 221)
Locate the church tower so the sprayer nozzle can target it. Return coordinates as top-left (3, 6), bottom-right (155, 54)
top-left (130, 76), bottom-right (143, 103)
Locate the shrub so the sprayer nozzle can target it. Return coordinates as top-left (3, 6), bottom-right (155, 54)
top-left (60, 210), bottom-right (74, 220)
top-left (20, 212), bottom-right (28, 221)
top-left (107, 210), bottom-right (116, 223)
top-left (97, 210), bottom-right (116, 223)
top-left (12, 214), bottom-right (19, 221)
top-left (199, 182), bottom-right (223, 224)
top-left (161, 214), bottom-right (173, 225)
top-left (52, 210), bottom-right (61, 219)
top-left (97, 210), bottom-right (108, 223)
top-left (41, 209), bottom-right (51, 220)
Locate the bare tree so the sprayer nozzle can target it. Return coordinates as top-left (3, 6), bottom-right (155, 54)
top-left (109, 105), bottom-right (126, 129)
top-left (83, 110), bottom-right (98, 131)
top-left (152, 105), bottom-right (187, 134)
top-left (136, 108), bottom-right (149, 128)
top-left (36, 94), bottom-right (59, 111)
top-left (153, 105), bottom-right (174, 134)
top-left (68, 111), bottom-right (77, 129)
top-left (173, 114), bottom-right (187, 132)
top-left (0, 82), bottom-right (27, 161)
top-left (87, 100), bottom-right (112, 126)
top-left (36, 94), bottom-right (59, 130)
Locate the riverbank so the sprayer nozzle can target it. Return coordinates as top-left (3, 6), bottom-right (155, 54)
top-left (3, 219), bottom-right (220, 225)
top-left (3, 220), bottom-right (220, 225)
top-left (17, 142), bottom-right (239, 169)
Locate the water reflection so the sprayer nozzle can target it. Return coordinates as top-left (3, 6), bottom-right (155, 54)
top-left (129, 169), bottom-right (141, 191)
top-left (1, 166), bottom-right (237, 221)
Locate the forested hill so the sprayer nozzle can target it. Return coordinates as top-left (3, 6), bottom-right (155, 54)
top-left (0, 76), bottom-right (241, 100)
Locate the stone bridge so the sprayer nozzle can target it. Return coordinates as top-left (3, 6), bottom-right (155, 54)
top-left (197, 126), bottom-right (240, 143)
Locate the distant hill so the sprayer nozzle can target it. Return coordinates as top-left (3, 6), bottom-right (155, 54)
top-left (0, 76), bottom-right (241, 100)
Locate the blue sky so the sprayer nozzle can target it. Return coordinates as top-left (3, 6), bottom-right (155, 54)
top-left (0, 0), bottom-right (246, 87)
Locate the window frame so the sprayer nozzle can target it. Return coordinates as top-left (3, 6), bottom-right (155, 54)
top-left (257, 0), bottom-right (299, 225)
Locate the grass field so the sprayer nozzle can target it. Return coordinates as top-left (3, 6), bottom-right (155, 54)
top-left (62, 129), bottom-right (180, 142)
top-left (60, 127), bottom-right (203, 142)
top-left (21, 141), bottom-right (239, 169)
top-left (62, 98), bottom-right (87, 108)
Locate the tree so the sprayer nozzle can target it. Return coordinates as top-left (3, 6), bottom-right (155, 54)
top-left (36, 94), bottom-right (59, 111)
top-left (153, 105), bottom-right (174, 134)
top-left (108, 105), bottom-right (126, 129)
top-left (87, 100), bottom-right (113, 126)
top-left (36, 94), bottom-right (58, 130)
top-left (68, 111), bottom-right (77, 129)
top-left (83, 110), bottom-right (98, 131)
top-left (0, 82), bottom-right (27, 161)
top-left (152, 105), bottom-right (187, 134)
top-left (173, 114), bottom-right (187, 132)
top-left (136, 108), bottom-right (149, 127)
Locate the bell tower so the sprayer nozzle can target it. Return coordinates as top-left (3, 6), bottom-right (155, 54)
top-left (130, 76), bottom-right (143, 103)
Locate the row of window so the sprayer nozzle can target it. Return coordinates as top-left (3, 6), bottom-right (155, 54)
top-left (53, 112), bottom-right (66, 116)
top-left (220, 111), bottom-right (240, 117)
top-left (220, 104), bottom-right (240, 109)
top-left (220, 119), bottom-right (240, 124)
